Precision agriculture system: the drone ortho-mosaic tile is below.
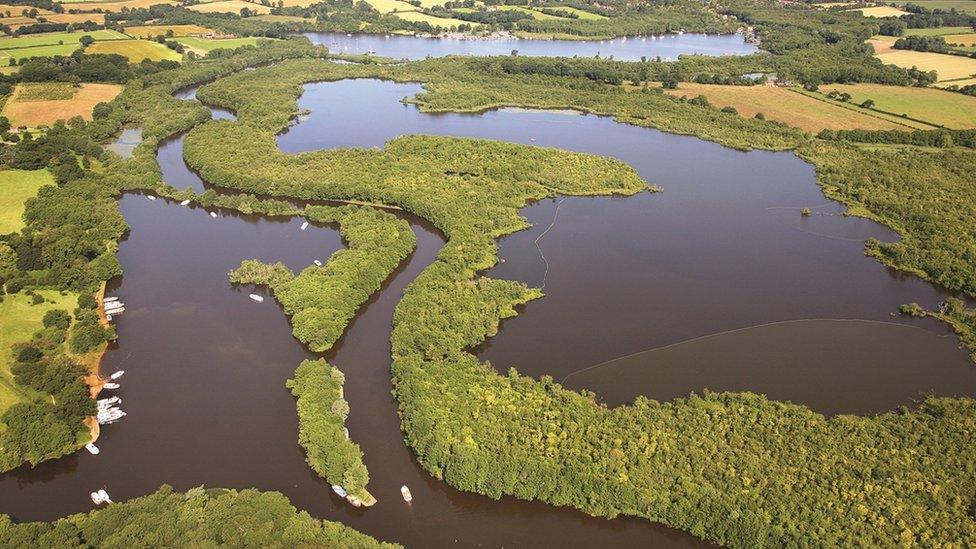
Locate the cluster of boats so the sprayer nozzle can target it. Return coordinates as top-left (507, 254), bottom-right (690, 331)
top-left (90, 489), bottom-right (112, 505)
top-left (103, 296), bottom-right (125, 322)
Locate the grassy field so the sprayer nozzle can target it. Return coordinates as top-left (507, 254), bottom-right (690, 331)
top-left (1, 82), bottom-right (122, 127)
top-left (57, 0), bottom-right (178, 9)
top-left (175, 36), bottom-right (265, 53)
top-left (893, 0), bottom-right (976, 13)
top-left (496, 5), bottom-right (566, 20)
top-left (876, 49), bottom-right (976, 81)
top-left (0, 169), bottom-right (53, 234)
top-left (820, 83), bottom-right (976, 128)
top-left (0, 29), bottom-right (126, 49)
top-left (361, 0), bottom-right (416, 13)
top-left (904, 26), bottom-right (974, 37)
top-left (186, 0), bottom-right (271, 14)
top-left (0, 291), bottom-right (79, 418)
top-left (850, 5), bottom-right (912, 16)
top-left (251, 14), bottom-right (311, 22)
top-left (936, 77), bottom-right (976, 87)
top-left (394, 10), bottom-right (469, 27)
top-left (44, 12), bottom-right (105, 24)
top-left (546, 6), bottom-right (606, 19)
top-left (0, 3), bottom-right (51, 13)
top-left (86, 39), bottom-right (182, 62)
top-left (945, 33), bottom-right (976, 46)
top-left (123, 24), bottom-right (212, 38)
top-left (658, 82), bottom-right (911, 132)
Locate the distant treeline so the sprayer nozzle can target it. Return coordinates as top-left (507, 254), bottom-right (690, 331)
top-left (818, 128), bottom-right (976, 148)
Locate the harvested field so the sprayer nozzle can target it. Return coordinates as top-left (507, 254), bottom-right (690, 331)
top-left (123, 24), bottom-right (213, 38)
top-left (1, 82), bottom-right (122, 127)
top-left (186, 1), bottom-right (271, 14)
top-left (85, 38), bottom-right (182, 62)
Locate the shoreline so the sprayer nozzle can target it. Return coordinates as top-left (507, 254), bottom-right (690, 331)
top-left (83, 282), bottom-right (111, 443)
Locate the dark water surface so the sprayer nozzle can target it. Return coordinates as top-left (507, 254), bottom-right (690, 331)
top-left (304, 31), bottom-right (757, 61)
top-left (1, 77), bottom-right (973, 547)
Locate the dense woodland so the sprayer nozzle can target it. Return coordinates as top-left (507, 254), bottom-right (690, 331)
top-left (0, 485), bottom-right (396, 547)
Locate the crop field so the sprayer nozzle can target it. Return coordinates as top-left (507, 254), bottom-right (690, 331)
top-left (175, 36), bottom-right (265, 53)
top-left (57, 0), bottom-right (178, 10)
top-left (123, 24), bottom-right (213, 38)
top-left (548, 6), bottom-right (606, 19)
top-left (904, 26), bottom-right (973, 37)
top-left (0, 29), bottom-right (125, 49)
top-left (893, 0), bottom-right (976, 13)
top-left (393, 10), bottom-right (470, 27)
top-left (362, 0), bottom-right (416, 13)
top-left (937, 77), bottom-right (976, 87)
top-left (85, 39), bottom-right (182, 62)
top-left (876, 49), bottom-right (976, 81)
top-left (251, 14), bottom-right (310, 22)
top-left (0, 3), bottom-right (51, 13)
top-left (819, 83), bottom-right (976, 128)
top-left (413, 0), bottom-right (450, 7)
top-left (1, 82), bottom-right (123, 127)
top-left (0, 43), bottom-right (75, 62)
top-left (0, 169), bottom-right (53, 234)
top-left (43, 12), bottom-right (105, 24)
top-left (945, 33), bottom-right (976, 46)
top-left (659, 83), bottom-right (911, 132)
top-left (0, 16), bottom-right (35, 29)
top-left (849, 5), bottom-right (912, 16)
top-left (186, 0), bottom-right (271, 14)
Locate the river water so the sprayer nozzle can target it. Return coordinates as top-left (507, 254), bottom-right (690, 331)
top-left (0, 72), bottom-right (972, 548)
top-left (304, 31), bottom-right (757, 61)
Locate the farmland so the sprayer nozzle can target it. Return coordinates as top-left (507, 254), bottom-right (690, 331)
top-left (659, 82), bottom-right (910, 132)
top-left (175, 36), bottom-right (266, 53)
top-left (362, 0), bottom-right (416, 13)
top-left (892, 0), bottom-right (976, 14)
top-left (1, 83), bottom-right (122, 127)
top-left (849, 5), bottom-right (912, 16)
top-left (0, 169), bottom-right (53, 234)
top-left (187, 0), bottom-right (272, 14)
top-left (54, 0), bottom-right (178, 10)
top-left (819, 83), bottom-right (976, 128)
top-left (0, 30), bottom-right (126, 50)
top-left (876, 49), bottom-right (976, 81)
top-left (392, 11), bottom-right (470, 27)
top-left (123, 24), bottom-right (213, 38)
top-left (904, 26), bottom-right (974, 37)
top-left (85, 39), bottom-right (182, 62)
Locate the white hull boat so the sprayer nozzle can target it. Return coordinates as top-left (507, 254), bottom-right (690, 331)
top-left (147, 195), bottom-right (156, 200)
top-left (314, 260), bottom-right (323, 266)
top-left (401, 485), bottom-right (412, 502)
top-left (332, 485), bottom-right (348, 498)
top-left (85, 443), bottom-right (99, 455)
top-left (110, 370), bottom-right (125, 380)
top-left (103, 382), bottom-right (120, 390)
top-left (300, 221), bottom-right (309, 230)
top-left (210, 211), bottom-right (217, 218)
top-left (180, 199), bottom-right (191, 206)
top-left (249, 294), bottom-right (264, 302)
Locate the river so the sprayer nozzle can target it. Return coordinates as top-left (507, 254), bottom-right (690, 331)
top-left (304, 31), bottom-right (757, 61)
top-left (0, 72), bottom-right (972, 548)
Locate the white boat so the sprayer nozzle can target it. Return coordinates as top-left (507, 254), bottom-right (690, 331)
top-left (249, 294), bottom-right (264, 302)
top-left (300, 221), bottom-right (309, 230)
top-left (344, 427), bottom-right (349, 439)
top-left (180, 199), bottom-right (191, 206)
top-left (103, 296), bottom-right (119, 303)
top-left (85, 443), bottom-right (99, 455)
top-left (313, 260), bottom-right (323, 266)
top-left (104, 307), bottom-right (125, 315)
top-left (332, 485), bottom-right (348, 498)
top-left (106, 314), bottom-right (112, 322)
top-left (110, 370), bottom-right (124, 380)
top-left (97, 489), bottom-right (112, 504)
top-left (147, 195), bottom-right (157, 200)
top-left (91, 491), bottom-right (109, 505)
top-left (210, 211), bottom-right (218, 218)
top-left (104, 305), bottom-right (124, 313)
top-left (103, 382), bottom-right (120, 390)
top-left (98, 396), bottom-right (121, 407)
top-left (401, 485), bottom-right (412, 502)
top-left (366, 49), bottom-right (376, 55)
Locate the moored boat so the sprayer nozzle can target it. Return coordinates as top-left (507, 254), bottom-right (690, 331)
top-left (249, 294), bottom-right (264, 302)
top-left (401, 485), bottom-right (412, 502)
top-left (103, 382), bottom-right (120, 390)
top-left (180, 199), bottom-right (191, 206)
top-left (300, 221), bottom-right (309, 230)
top-left (110, 370), bottom-right (124, 380)
top-left (85, 443), bottom-right (99, 455)
top-left (332, 485), bottom-right (348, 498)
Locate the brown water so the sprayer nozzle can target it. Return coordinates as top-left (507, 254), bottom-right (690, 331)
top-left (0, 78), bottom-right (973, 548)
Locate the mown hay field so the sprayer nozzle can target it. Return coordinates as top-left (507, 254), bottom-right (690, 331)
top-left (876, 49), bottom-right (976, 81)
top-left (850, 5), bottom-right (911, 16)
top-left (658, 82), bottom-right (911, 132)
top-left (820, 83), bottom-right (976, 128)
top-left (1, 82), bottom-right (122, 127)
top-left (186, 0), bottom-right (271, 14)
top-left (123, 24), bottom-right (213, 38)
top-left (85, 38), bottom-right (182, 62)
top-left (175, 36), bottom-right (265, 53)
